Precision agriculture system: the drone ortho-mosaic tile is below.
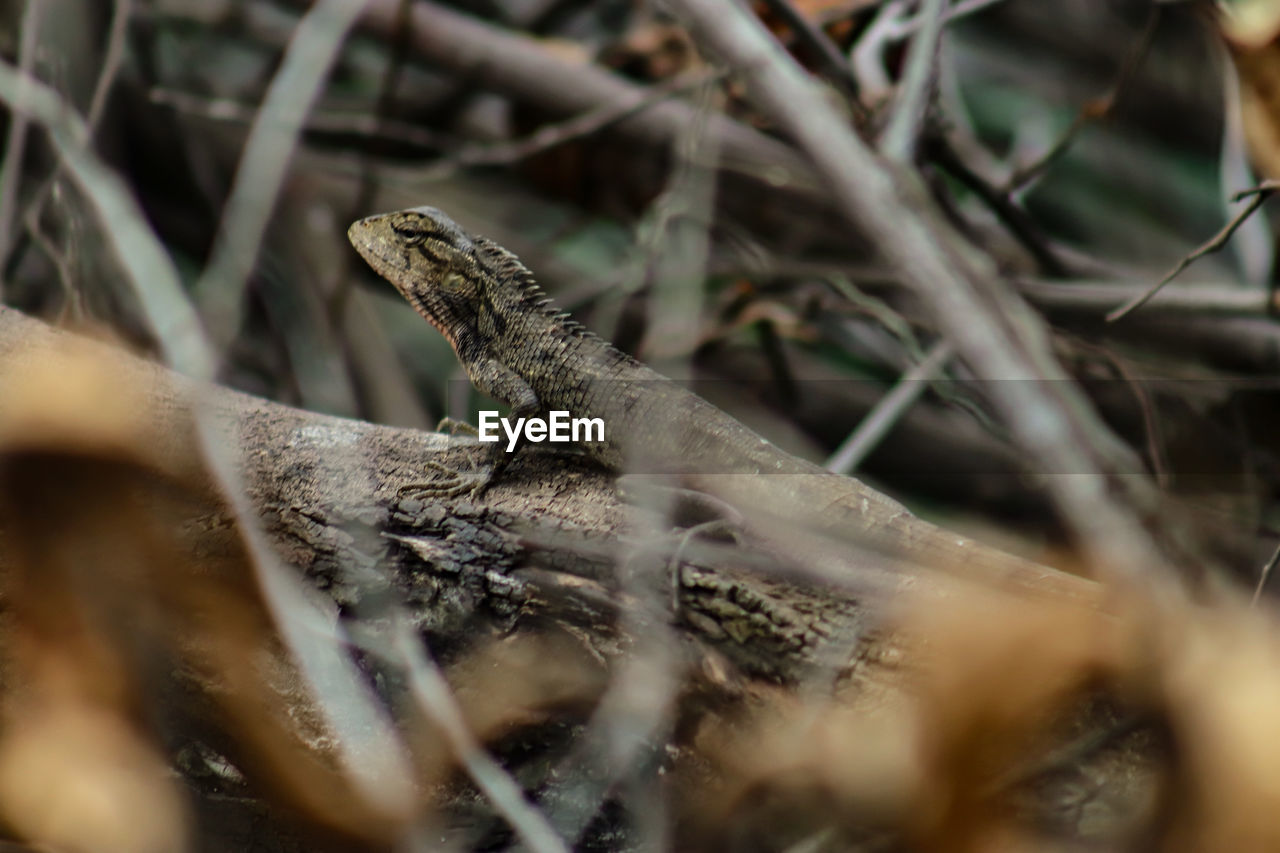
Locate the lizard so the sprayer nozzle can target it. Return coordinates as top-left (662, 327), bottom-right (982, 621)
top-left (348, 206), bottom-right (1097, 603)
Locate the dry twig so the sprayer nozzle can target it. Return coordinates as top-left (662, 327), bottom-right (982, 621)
top-left (879, 0), bottom-right (947, 161)
top-left (421, 69), bottom-right (727, 180)
top-left (1107, 180), bottom-right (1280, 322)
top-left (0, 0), bottom-right (43, 290)
top-left (757, 0), bottom-right (863, 104)
top-left (826, 339), bottom-right (954, 474)
top-left (148, 87), bottom-right (452, 150)
top-left (1003, 9), bottom-right (1159, 194)
top-left (193, 0), bottom-right (366, 353)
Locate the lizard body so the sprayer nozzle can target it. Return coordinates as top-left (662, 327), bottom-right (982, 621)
top-left (349, 207), bottom-right (1091, 601)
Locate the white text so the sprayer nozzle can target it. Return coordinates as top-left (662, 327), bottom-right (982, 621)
top-left (477, 410), bottom-right (605, 452)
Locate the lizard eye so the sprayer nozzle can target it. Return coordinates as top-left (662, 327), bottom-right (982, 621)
top-left (442, 272), bottom-right (467, 290)
top-left (391, 221), bottom-right (427, 246)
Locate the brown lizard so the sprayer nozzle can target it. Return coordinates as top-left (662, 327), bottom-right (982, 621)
top-left (348, 206), bottom-right (1096, 602)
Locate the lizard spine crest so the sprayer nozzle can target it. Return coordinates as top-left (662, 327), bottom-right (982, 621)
top-left (473, 235), bottom-right (595, 341)
top-left (472, 235), bottom-right (647, 374)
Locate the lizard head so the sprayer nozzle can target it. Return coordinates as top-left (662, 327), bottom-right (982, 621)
top-left (348, 206), bottom-right (490, 353)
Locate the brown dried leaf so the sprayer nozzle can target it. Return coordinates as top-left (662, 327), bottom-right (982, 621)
top-left (0, 335), bottom-right (193, 850)
top-left (0, 705), bottom-right (189, 853)
top-left (894, 583), bottom-right (1137, 852)
top-left (0, 332), bottom-right (415, 848)
top-left (679, 685), bottom-right (923, 848)
top-left (1220, 0), bottom-right (1280, 50)
top-left (1148, 603), bottom-right (1280, 851)
top-left (1221, 3), bottom-right (1280, 179)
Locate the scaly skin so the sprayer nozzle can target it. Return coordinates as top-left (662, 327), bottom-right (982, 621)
top-left (348, 206), bottom-right (1095, 602)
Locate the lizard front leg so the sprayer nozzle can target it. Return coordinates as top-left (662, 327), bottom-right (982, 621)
top-left (467, 355), bottom-right (542, 492)
top-left (400, 357), bottom-right (541, 500)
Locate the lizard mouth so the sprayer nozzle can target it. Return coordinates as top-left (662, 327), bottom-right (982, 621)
top-left (347, 217), bottom-right (463, 350)
top-left (347, 216), bottom-right (422, 302)
top-left (347, 217), bottom-right (404, 275)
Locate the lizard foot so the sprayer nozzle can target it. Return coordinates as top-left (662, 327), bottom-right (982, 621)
top-left (398, 459), bottom-right (493, 500)
top-left (436, 416), bottom-right (480, 437)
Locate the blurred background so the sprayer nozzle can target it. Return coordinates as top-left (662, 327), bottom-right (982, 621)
top-left (3, 0), bottom-right (1280, 850)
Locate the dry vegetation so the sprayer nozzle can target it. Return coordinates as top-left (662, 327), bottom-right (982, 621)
top-left (1, 0), bottom-right (1280, 850)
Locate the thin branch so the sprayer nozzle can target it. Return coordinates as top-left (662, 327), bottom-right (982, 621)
top-left (1233, 181), bottom-right (1280, 202)
top-left (0, 58), bottom-right (211, 377)
top-left (148, 87), bottom-right (452, 150)
top-left (3, 0), bottom-right (134, 289)
top-left (1068, 338), bottom-right (1171, 489)
top-left (900, 0), bottom-right (1012, 33)
top-left (1020, 279), bottom-right (1278, 316)
top-left (1003, 9), bottom-right (1158, 194)
top-left (1107, 181), bottom-right (1280, 322)
top-left (756, 0), bottom-right (863, 105)
top-left (24, 213), bottom-right (82, 321)
top-left (826, 339), bottom-right (954, 474)
top-left (711, 261), bottom-right (1279, 317)
top-left (193, 0), bottom-right (365, 353)
top-left (1252, 542), bottom-right (1280, 607)
top-left (382, 614), bottom-right (569, 853)
top-left (942, 0), bottom-right (1008, 23)
top-left (534, 542), bottom-right (681, 848)
top-left (0, 0), bottom-right (44, 291)
top-left (879, 0), bottom-right (947, 162)
top-left (419, 69), bottom-right (727, 180)
top-left (852, 0), bottom-right (1009, 109)
top-left (928, 135), bottom-right (1068, 275)
top-left (1120, 363), bottom-right (1170, 489)
top-left (850, 0), bottom-right (910, 103)
top-left (1114, 314), bottom-right (1280, 374)
top-left (329, 0), bottom-right (416, 342)
top-left (86, 0), bottom-right (133, 129)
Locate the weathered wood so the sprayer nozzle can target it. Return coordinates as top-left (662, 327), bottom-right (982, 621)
top-left (0, 305), bottom-right (882, 681)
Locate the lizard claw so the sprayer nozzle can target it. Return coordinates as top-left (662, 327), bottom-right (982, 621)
top-left (398, 460), bottom-right (493, 500)
top-left (436, 416), bottom-right (480, 437)
top-left (466, 476), bottom-right (493, 500)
